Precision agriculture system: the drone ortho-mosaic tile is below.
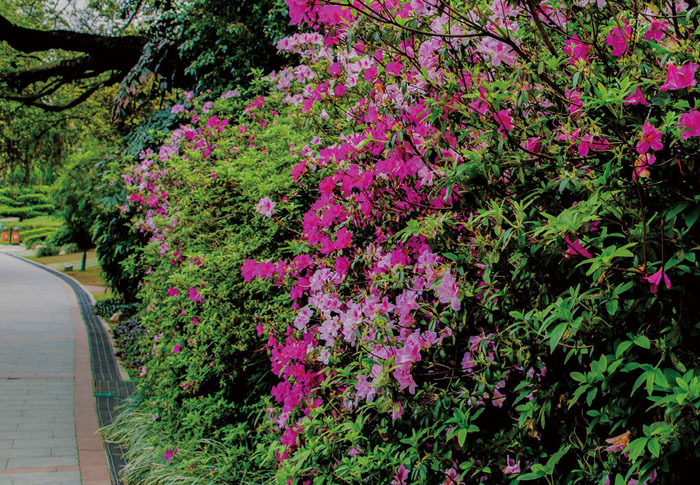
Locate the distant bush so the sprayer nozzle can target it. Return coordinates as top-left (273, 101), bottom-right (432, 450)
top-left (17, 193), bottom-right (51, 205)
top-left (36, 243), bottom-right (59, 257)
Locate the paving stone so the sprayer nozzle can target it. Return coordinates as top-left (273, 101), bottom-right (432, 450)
top-left (0, 470), bottom-right (80, 485)
top-left (7, 456), bottom-right (78, 468)
top-left (12, 439), bottom-right (76, 450)
top-left (0, 447), bottom-right (51, 459)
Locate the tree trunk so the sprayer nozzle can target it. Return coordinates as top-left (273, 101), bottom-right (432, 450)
top-left (81, 249), bottom-right (87, 272)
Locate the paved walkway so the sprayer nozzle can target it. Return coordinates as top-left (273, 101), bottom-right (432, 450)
top-left (0, 252), bottom-right (111, 485)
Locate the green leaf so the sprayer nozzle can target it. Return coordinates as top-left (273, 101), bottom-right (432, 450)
top-left (626, 437), bottom-right (649, 462)
top-left (634, 335), bottom-right (651, 349)
top-left (549, 321), bottom-right (569, 352)
top-left (647, 438), bottom-right (661, 458)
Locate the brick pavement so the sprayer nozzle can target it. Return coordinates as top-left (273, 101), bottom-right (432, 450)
top-left (0, 252), bottom-right (111, 485)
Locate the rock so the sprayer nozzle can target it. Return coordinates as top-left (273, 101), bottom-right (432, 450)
top-left (59, 250), bottom-right (66, 255)
top-left (109, 312), bottom-right (124, 325)
top-left (63, 264), bottom-right (73, 271)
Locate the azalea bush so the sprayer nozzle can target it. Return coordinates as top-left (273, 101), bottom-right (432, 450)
top-left (109, 0), bottom-right (700, 484)
top-left (105, 86), bottom-right (321, 482)
top-left (239, 0), bottom-right (700, 483)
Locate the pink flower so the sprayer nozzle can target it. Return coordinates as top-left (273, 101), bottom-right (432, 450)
top-left (256, 197), bottom-right (276, 217)
top-left (563, 34), bottom-right (590, 65)
top-left (644, 20), bottom-right (668, 41)
top-left (188, 287), bottom-right (203, 303)
top-left (391, 401), bottom-right (404, 420)
top-left (172, 344), bottom-right (182, 354)
top-left (606, 19), bottom-right (631, 56)
top-left (443, 468), bottom-right (463, 485)
top-left (392, 464), bottom-right (409, 485)
top-left (624, 87), bottom-right (650, 106)
top-left (678, 109), bottom-right (700, 139)
top-left (494, 109), bottom-right (513, 139)
top-left (643, 268), bottom-right (671, 294)
top-left (162, 448), bottom-right (178, 462)
top-left (503, 455), bottom-right (520, 475)
top-left (476, 37), bottom-right (516, 66)
top-left (437, 268), bottom-right (460, 311)
top-left (167, 286), bottom-right (178, 297)
top-left (659, 62), bottom-right (698, 91)
top-left (636, 122), bottom-right (663, 154)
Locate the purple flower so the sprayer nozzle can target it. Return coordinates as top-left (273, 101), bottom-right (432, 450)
top-left (172, 344), bottom-right (182, 354)
top-left (167, 287), bottom-right (178, 297)
top-left (162, 448), bottom-right (178, 462)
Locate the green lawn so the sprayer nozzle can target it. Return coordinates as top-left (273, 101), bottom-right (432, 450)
top-left (28, 249), bottom-right (110, 299)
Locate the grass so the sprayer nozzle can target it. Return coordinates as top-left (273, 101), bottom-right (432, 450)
top-left (28, 248), bottom-right (97, 265)
top-left (28, 249), bottom-right (110, 299)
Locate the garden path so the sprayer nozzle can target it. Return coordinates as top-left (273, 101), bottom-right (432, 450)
top-left (0, 251), bottom-right (111, 485)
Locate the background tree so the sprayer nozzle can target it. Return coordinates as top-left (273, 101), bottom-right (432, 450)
top-left (0, 0), bottom-right (292, 114)
top-left (51, 139), bottom-right (103, 271)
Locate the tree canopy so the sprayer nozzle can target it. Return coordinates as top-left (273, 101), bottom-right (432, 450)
top-left (0, 0), bottom-right (291, 113)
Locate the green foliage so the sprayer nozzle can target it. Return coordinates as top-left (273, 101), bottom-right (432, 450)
top-left (103, 90), bottom-right (317, 481)
top-left (51, 140), bottom-right (104, 250)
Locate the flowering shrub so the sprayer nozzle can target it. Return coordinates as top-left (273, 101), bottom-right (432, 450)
top-left (108, 87), bottom-right (322, 481)
top-left (240, 1), bottom-right (700, 483)
top-left (110, 1), bottom-right (700, 484)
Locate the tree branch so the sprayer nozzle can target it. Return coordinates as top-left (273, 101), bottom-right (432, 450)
top-left (0, 13), bottom-right (145, 57)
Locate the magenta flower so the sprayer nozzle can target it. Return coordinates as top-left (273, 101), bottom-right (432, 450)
top-left (256, 197), bottom-right (276, 217)
top-left (678, 109), bottom-right (700, 139)
top-left (188, 286), bottom-right (203, 303)
top-left (606, 19), bottom-right (631, 56)
top-left (644, 20), bottom-right (668, 41)
top-left (385, 61), bottom-right (403, 76)
top-left (494, 109), bottom-right (513, 139)
top-left (659, 62), bottom-right (698, 91)
top-left (643, 268), bottom-right (671, 294)
top-left (162, 448), bottom-right (178, 462)
top-left (391, 464), bottom-right (409, 485)
top-left (563, 34), bottom-right (590, 65)
top-left (328, 62), bottom-right (342, 77)
top-left (636, 122), bottom-right (663, 154)
top-left (564, 235), bottom-right (592, 258)
top-left (167, 286), bottom-right (178, 297)
top-left (172, 344), bottom-right (182, 354)
top-left (624, 87), bottom-right (649, 106)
